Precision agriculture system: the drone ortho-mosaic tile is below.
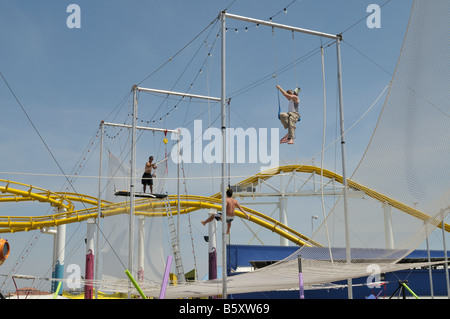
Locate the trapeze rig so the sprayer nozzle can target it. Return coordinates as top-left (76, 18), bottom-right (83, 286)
top-left (101, 9), bottom-right (349, 299)
top-left (98, 85), bottom-right (220, 299)
top-left (218, 10), bottom-right (349, 299)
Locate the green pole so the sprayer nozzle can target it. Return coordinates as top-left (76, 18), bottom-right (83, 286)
top-left (125, 269), bottom-right (148, 299)
top-left (53, 281), bottom-right (62, 299)
top-left (401, 282), bottom-right (419, 299)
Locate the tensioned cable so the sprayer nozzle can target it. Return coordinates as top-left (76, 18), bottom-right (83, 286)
top-left (343, 40), bottom-right (393, 77)
top-left (145, 19), bottom-right (221, 124)
top-left (0, 83), bottom-right (131, 291)
top-left (0, 0), bottom-right (399, 292)
top-left (339, 0), bottom-right (393, 35)
top-left (0, 81), bottom-right (388, 186)
top-left (222, 0), bottom-right (394, 101)
top-left (136, 17), bottom-right (220, 86)
top-left (319, 44), bottom-right (334, 263)
top-left (0, 72), bottom-right (128, 284)
top-left (229, 44), bottom-right (324, 99)
top-left (139, 0), bottom-right (302, 124)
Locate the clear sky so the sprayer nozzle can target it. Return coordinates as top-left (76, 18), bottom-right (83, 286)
top-left (0, 0), bottom-right (418, 292)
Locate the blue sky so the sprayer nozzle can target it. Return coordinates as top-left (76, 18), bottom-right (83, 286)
top-left (0, 0), bottom-right (420, 291)
top-left (0, 0), bottom-right (412, 188)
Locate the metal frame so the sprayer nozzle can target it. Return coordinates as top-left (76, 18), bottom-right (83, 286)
top-left (99, 85), bottom-right (220, 298)
top-left (99, 10), bottom-right (350, 299)
top-left (219, 10), bottom-right (350, 298)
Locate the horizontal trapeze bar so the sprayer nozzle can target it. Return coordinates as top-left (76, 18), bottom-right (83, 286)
top-left (223, 12), bottom-right (339, 40)
top-left (101, 121), bottom-right (180, 134)
top-left (137, 87), bottom-right (221, 102)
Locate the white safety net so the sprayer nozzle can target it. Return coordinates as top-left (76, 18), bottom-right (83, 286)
top-left (100, 152), bottom-right (166, 289)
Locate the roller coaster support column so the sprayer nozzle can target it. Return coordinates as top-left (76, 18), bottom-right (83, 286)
top-left (53, 222), bottom-right (66, 295)
top-left (43, 208), bottom-right (67, 295)
top-left (85, 219), bottom-right (95, 299)
top-left (279, 197), bottom-right (288, 246)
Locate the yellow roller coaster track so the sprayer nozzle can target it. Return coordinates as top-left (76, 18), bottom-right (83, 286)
top-left (0, 166), bottom-right (448, 245)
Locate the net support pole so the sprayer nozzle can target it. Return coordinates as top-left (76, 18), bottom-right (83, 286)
top-left (85, 220), bottom-right (95, 299)
top-left (425, 228), bottom-right (435, 299)
top-left (94, 121), bottom-right (104, 299)
top-left (53, 281), bottom-right (62, 299)
top-left (336, 35), bottom-right (352, 299)
top-left (401, 282), bottom-right (419, 299)
top-left (125, 269), bottom-right (147, 299)
top-left (208, 209), bottom-right (218, 281)
top-left (159, 255), bottom-right (173, 299)
top-left (441, 210), bottom-right (450, 299)
top-left (298, 256), bottom-right (304, 299)
top-left (220, 10), bottom-right (228, 299)
top-left (137, 216), bottom-right (145, 282)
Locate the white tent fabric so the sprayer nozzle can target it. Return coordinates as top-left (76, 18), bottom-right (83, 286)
top-left (143, 259), bottom-right (439, 298)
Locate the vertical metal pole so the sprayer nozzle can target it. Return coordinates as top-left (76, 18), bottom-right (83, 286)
top-left (441, 210), bottom-right (450, 299)
top-left (336, 35), bottom-right (352, 299)
top-left (220, 10), bottom-right (228, 299)
top-left (128, 85), bottom-right (138, 298)
top-left (94, 121), bottom-right (104, 299)
top-left (137, 216), bottom-right (145, 282)
top-left (298, 256), bottom-right (304, 299)
top-left (426, 230), bottom-right (434, 299)
top-left (177, 129), bottom-right (181, 263)
top-left (159, 255), bottom-right (173, 299)
top-left (208, 209), bottom-right (218, 280)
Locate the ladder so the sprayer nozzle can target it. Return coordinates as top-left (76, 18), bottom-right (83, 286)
top-left (164, 197), bottom-right (185, 282)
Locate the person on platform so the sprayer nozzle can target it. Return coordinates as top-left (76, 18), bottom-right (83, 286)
top-left (142, 156), bottom-right (157, 193)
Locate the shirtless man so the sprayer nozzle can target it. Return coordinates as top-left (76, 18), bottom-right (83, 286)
top-left (141, 156), bottom-right (157, 193)
top-left (201, 189), bottom-right (250, 234)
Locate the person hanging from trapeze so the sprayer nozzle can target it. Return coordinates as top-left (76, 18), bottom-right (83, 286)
top-left (277, 84), bottom-right (301, 145)
top-left (201, 189), bottom-right (250, 234)
top-left (142, 155), bottom-right (157, 193)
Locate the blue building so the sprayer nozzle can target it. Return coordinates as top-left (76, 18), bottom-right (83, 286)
top-left (227, 245), bottom-right (449, 299)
